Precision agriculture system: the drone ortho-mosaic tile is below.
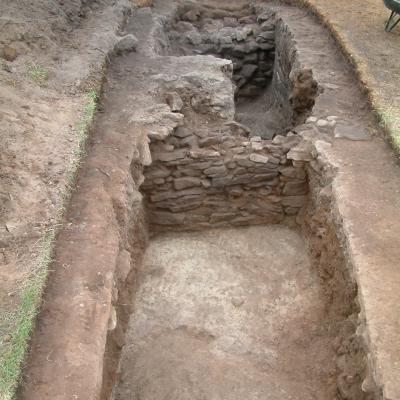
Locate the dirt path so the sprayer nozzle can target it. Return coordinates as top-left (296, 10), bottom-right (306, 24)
top-left (282, 0), bottom-right (400, 146)
top-left (115, 226), bottom-right (336, 400)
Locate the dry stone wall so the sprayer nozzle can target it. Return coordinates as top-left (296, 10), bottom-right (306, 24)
top-left (167, 4), bottom-right (319, 135)
top-left (169, 7), bottom-right (276, 98)
top-left (142, 120), bottom-right (312, 232)
top-left (139, 4), bottom-right (321, 232)
top-left (272, 17), bottom-right (319, 127)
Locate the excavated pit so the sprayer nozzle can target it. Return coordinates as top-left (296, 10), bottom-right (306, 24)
top-left (110, 4), bottom-right (372, 400)
top-left (18, 3), bottom-right (379, 400)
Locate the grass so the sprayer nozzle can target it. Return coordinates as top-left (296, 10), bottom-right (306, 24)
top-left (376, 106), bottom-right (400, 151)
top-left (26, 62), bottom-right (48, 87)
top-left (0, 90), bottom-right (98, 400)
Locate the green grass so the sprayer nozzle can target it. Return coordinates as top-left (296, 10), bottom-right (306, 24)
top-left (0, 90), bottom-right (98, 400)
top-left (26, 62), bottom-right (48, 87)
top-left (376, 106), bottom-right (400, 151)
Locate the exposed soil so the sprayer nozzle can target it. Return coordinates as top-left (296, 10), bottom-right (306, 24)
top-left (115, 226), bottom-right (337, 400)
top-left (0, 0), bottom-right (131, 379)
top-left (9, 1), bottom-right (400, 400)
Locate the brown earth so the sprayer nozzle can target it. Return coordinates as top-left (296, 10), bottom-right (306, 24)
top-left (115, 226), bottom-right (337, 400)
top-left (2, 0), bottom-right (400, 400)
top-left (0, 0), bottom-right (138, 396)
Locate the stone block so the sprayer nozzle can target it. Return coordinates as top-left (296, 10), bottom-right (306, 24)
top-left (189, 149), bottom-right (220, 159)
top-left (224, 121), bottom-right (250, 137)
top-left (204, 165), bottom-right (227, 176)
top-left (174, 177), bottom-right (202, 190)
top-left (212, 176), bottom-right (233, 187)
top-left (181, 135), bottom-right (199, 149)
top-left (174, 127), bottom-right (192, 138)
top-left (176, 167), bottom-right (202, 177)
top-left (283, 181), bottom-right (308, 195)
top-left (199, 137), bottom-right (220, 147)
top-left (188, 161), bottom-right (214, 170)
top-left (279, 166), bottom-right (306, 180)
top-left (166, 92), bottom-right (183, 112)
top-left (114, 34), bottom-right (138, 54)
top-left (257, 31), bottom-right (275, 42)
top-left (249, 154), bottom-right (269, 163)
top-left (154, 149), bottom-right (187, 162)
top-left (233, 155), bottom-right (253, 167)
top-left (144, 166), bottom-right (171, 179)
top-left (286, 141), bottom-right (314, 161)
top-left (150, 187), bottom-right (204, 202)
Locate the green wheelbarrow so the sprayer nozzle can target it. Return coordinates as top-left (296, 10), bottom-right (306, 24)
top-left (384, 0), bottom-right (400, 31)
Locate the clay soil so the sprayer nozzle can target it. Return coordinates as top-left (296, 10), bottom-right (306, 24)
top-left (115, 226), bottom-right (337, 400)
top-left (0, 1), bottom-right (128, 391)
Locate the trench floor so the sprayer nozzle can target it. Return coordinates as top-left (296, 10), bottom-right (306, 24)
top-left (115, 226), bottom-right (336, 400)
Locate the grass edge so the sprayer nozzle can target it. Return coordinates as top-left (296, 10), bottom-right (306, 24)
top-left (0, 90), bottom-right (98, 400)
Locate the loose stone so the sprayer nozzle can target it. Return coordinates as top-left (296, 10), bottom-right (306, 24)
top-left (114, 34), bottom-right (138, 54)
top-left (166, 92), bottom-right (183, 112)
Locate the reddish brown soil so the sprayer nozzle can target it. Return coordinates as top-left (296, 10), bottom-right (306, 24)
top-left (0, 0), bottom-right (126, 374)
top-left (14, 1), bottom-right (400, 400)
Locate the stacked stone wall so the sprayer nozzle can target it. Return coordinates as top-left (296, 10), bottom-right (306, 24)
top-left (272, 17), bottom-right (319, 127)
top-left (167, 6), bottom-right (319, 133)
top-left (142, 123), bottom-right (312, 232)
top-left (169, 8), bottom-right (277, 98)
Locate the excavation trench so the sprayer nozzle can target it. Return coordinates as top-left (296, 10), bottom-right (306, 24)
top-left (109, 4), bottom-right (371, 400)
top-left (19, 3), bottom-right (379, 400)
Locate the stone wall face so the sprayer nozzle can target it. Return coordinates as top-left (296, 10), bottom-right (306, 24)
top-left (271, 17), bottom-right (319, 127)
top-left (168, 7), bottom-right (277, 97)
top-left (142, 123), bottom-right (311, 232)
top-left (140, 5), bottom-right (320, 232)
top-left (167, 5), bottom-right (319, 134)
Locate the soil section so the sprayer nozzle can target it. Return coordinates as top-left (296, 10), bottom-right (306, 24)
top-left (115, 226), bottom-right (337, 400)
top-left (0, 2), bottom-right (133, 393)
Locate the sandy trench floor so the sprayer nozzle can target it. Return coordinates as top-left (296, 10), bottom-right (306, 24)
top-left (115, 225), bottom-right (337, 400)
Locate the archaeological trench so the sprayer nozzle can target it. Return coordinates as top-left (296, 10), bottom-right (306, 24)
top-left (17, 2), bottom-right (400, 400)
